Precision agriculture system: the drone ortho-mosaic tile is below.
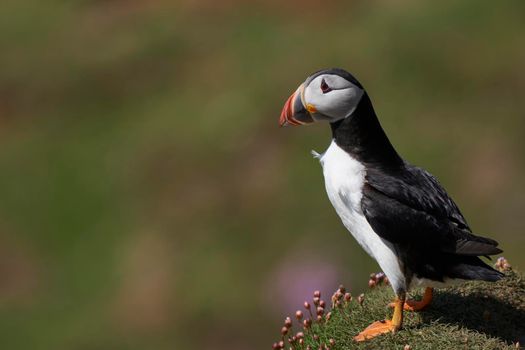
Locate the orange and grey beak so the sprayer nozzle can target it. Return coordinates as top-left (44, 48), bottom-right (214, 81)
top-left (279, 84), bottom-right (315, 126)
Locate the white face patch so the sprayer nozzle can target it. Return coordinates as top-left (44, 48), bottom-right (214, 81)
top-left (304, 74), bottom-right (364, 122)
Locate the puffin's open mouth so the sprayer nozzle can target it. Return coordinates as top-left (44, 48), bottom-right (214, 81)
top-left (279, 84), bottom-right (314, 126)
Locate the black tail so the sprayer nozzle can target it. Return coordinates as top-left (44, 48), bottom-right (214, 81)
top-left (450, 256), bottom-right (504, 282)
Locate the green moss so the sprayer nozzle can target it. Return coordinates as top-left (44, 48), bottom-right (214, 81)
top-left (284, 271), bottom-right (524, 349)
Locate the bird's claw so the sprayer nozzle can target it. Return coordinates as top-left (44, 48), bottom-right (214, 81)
top-left (354, 319), bottom-right (398, 342)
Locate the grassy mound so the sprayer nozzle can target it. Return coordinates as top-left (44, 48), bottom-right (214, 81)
top-left (273, 269), bottom-right (525, 349)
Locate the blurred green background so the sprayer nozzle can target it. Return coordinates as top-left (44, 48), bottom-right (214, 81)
top-left (0, 0), bottom-right (524, 349)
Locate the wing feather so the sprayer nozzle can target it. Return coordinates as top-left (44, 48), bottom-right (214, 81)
top-left (361, 164), bottom-right (501, 256)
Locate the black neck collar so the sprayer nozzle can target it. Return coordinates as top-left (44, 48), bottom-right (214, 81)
top-left (330, 93), bottom-right (403, 168)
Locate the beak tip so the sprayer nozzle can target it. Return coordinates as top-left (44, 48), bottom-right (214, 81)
top-left (279, 90), bottom-right (296, 127)
top-left (279, 83), bottom-right (313, 127)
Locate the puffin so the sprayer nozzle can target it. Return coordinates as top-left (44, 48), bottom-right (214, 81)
top-left (279, 68), bottom-right (503, 341)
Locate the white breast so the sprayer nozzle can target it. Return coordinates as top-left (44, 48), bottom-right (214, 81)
top-left (317, 140), bottom-right (406, 292)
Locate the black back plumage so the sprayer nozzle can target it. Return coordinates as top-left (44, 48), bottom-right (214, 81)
top-left (330, 88), bottom-right (503, 283)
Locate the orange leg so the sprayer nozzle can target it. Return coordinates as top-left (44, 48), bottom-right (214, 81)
top-left (389, 287), bottom-right (433, 311)
top-left (354, 294), bottom-right (404, 342)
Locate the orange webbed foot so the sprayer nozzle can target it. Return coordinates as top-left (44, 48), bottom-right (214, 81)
top-left (354, 320), bottom-right (399, 342)
top-left (388, 299), bottom-right (428, 311)
top-left (388, 287), bottom-right (433, 311)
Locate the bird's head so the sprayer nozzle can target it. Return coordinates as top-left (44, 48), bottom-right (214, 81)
top-left (279, 68), bottom-right (365, 126)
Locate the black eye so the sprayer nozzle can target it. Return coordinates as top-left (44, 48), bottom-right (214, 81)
top-left (320, 79), bottom-right (332, 94)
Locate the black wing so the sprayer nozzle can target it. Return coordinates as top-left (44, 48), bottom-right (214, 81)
top-left (362, 163), bottom-right (501, 256)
